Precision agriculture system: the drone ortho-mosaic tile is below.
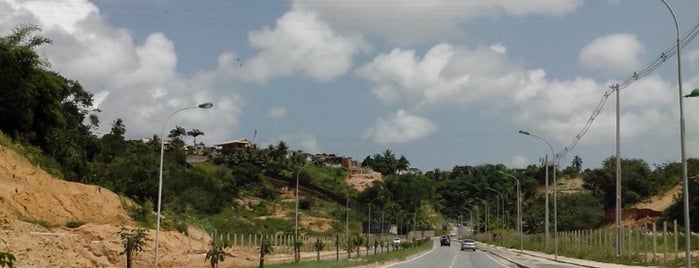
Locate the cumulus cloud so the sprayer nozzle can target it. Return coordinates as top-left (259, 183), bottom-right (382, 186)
top-left (294, 0), bottom-right (583, 42)
top-left (579, 33), bottom-right (646, 76)
top-left (362, 110), bottom-right (436, 144)
top-left (242, 8), bottom-right (367, 83)
top-left (356, 43), bottom-right (532, 108)
top-left (2, 0), bottom-right (244, 144)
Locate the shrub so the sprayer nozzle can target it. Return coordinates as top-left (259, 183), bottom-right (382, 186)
top-left (65, 220), bottom-right (86, 229)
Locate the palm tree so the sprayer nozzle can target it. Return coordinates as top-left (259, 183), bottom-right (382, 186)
top-left (186, 128), bottom-right (204, 145)
top-left (168, 125), bottom-right (187, 140)
top-left (571, 155), bottom-right (583, 173)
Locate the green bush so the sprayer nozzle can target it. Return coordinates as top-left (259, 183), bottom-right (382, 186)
top-left (127, 200), bottom-right (155, 227)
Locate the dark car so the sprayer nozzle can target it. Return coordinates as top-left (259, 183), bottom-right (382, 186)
top-left (440, 235), bottom-right (451, 246)
top-left (461, 239), bottom-right (476, 251)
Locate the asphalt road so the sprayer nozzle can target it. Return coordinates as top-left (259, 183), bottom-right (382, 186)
top-left (383, 240), bottom-right (509, 268)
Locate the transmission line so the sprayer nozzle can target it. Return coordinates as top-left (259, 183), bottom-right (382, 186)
top-left (556, 21), bottom-right (699, 161)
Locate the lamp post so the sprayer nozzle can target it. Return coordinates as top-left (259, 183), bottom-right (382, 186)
top-left (659, 1), bottom-right (691, 266)
top-left (500, 171), bottom-right (522, 252)
top-left (488, 187), bottom-right (505, 247)
top-left (487, 187), bottom-right (505, 229)
top-left (613, 83), bottom-right (622, 259)
top-left (367, 196), bottom-right (380, 254)
top-left (154, 102), bottom-right (212, 266)
top-left (294, 163), bottom-right (308, 263)
top-left (475, 198), bottom-right (489, 234)
top-left (518, 129), bottom-right (558, 259)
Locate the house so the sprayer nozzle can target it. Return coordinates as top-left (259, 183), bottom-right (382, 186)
top-left (214, 138), bottom-right (252, 154)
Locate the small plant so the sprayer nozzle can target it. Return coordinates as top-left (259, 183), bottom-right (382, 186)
top-left (0, 238), bottom-right (15, 268)
top-left (119, 227), bottom-right (148, 268)
top-left (65, 220), bottom-right (86, 229)
top-left (126, 200), bottom-right (155, 227)
top-left (205, 234), bottom-right (231, 268)
top-left (20, 217), bottom-right (56, 229)
top-left (314, 238), bottom-right (325, 261)
top-left (293, 239), bottom-right (303, 263)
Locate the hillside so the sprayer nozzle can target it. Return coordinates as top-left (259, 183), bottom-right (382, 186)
top-left (0, 144), bottom-right (381, 267)
top-left (559, 177), bottom-right (679, 228)
top-left (0, 145), bottom-right (229, 267)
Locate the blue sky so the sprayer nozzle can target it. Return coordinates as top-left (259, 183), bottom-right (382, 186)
top-left (2, 0), bottom-right (699, 171)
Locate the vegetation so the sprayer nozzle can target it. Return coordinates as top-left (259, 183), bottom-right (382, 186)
top-left (205, 234), bottom-right (231, 268)
top-left (65, 220), bottom-right (87, 229)
top-left (4, 23), bottom-right (699, 267)
top-left (119, 227), bottom-right (148, 268)
top-left (0, 238), bottom-right (15, 268)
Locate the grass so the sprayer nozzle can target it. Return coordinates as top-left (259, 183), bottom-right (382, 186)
top-left (246, 238), bottom-right (433, 268)
top-left (20, 217), bottom-right (57, 229)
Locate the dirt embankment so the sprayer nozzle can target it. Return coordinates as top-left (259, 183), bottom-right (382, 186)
top-left (0, 144), bottom-right (348, 267)
top-left (0, 146), bottom-right (226, 267)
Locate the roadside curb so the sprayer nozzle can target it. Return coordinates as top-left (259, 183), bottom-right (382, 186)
top-left (480, 244), bottom-right (652, 268)
top-left (480, 245), bottom-right (533, 268)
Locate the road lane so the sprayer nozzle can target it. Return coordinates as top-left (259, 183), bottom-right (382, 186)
top-left (384, 240), bottom-right (508, 268)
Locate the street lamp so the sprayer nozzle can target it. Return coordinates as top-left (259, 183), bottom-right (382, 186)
top-left (475, 198), bottom-right (489, 234)
top-left (154, 102), bottom-right (213, 266)
top-left (294, 163), bottom-right (308, 263)
top-left (659, 1), bottom-right (690, 267)
top-left (518, 129), bottom-right (558, 259)
top-left (487, 187), bottom-right (505, 229)
top-left (499, 171), bottom-right (522, 252)
top-left (367, 196), bottom-right (381, 254)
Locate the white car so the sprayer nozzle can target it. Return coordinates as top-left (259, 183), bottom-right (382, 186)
top-left (461, 239), bottom-right (477, 251)
top-left (392, 237), bottom-right (401, 245)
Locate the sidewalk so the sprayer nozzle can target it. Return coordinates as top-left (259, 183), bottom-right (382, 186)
top-left (480, 243), bottom-right (655, 268)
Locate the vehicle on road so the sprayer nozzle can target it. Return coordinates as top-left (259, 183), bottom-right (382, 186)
top-left (440, 235), bottom-right (451, 246)
top-left (392, 237), bottom-right (401, 246)
top-left (460, 239), bottom-right (476, 251)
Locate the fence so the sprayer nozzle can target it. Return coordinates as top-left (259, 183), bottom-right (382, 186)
top-left (475, 220), bottom-right (697, 266)
top-left (204, 232), bottom-right (429, 255)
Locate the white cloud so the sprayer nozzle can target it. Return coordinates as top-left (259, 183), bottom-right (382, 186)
top-left (356, 43), bottom-right (528, 108)
top-left (276, 132), bottom-right (321, 153)
top-left (510, 154), bottom-right (528, 169)
top-left (242, 8), bottom-right (367, 83)
top-left (1, 0), bottom-right (244, 144)
top-left (267, 107), bottom-right (287, 119)
top-left (362, 110), bottom-right (436, 144)
top-left (579, 33), bottom-right (645, 76)
top-left (294, 0), bottom-right (582, 42)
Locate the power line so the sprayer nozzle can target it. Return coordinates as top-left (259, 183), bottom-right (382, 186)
top-left (557, 21), bottom-right (699, 161)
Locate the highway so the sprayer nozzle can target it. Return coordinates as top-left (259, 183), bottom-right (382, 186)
top-left (383, 240), bottom-right (508, 268)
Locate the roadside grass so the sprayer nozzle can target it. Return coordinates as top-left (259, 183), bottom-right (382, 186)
top-left (480, 228), bottom-right (699, 267)
top-left (247, 238), bottom-right (433, 268)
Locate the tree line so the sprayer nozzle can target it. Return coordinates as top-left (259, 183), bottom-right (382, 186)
top-left (2, 24), bottom-right (699, 240)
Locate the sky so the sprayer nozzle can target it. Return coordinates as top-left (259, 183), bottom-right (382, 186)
top-left (1, 0), bottom-right (699, 172)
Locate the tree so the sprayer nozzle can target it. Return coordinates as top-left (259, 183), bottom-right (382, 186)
top-left (0, 24), bottom-right (96, 180)
top-left (571, 155), bottom-right (583, 172)
top-left (119, 227), bottom-right (148, 268)
top-left (187, 128), bottom-right (204, 145)
top-left (205, 235), bottom-right (231, 268)
top-left (361, 150), bottom-right (410, 176)
top-left (314, 238), bottom-right (325, 261)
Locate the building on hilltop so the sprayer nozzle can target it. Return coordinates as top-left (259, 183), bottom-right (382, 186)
top-left (214, 138), bottom-right (252, 154)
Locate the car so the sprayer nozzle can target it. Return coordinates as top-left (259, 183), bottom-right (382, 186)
top-left (440, 235), bottom-right (451, 246)
top-left (461, 239), bottom-right (477, 251)
top-left (392, 237), bottom-right (401, 245)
